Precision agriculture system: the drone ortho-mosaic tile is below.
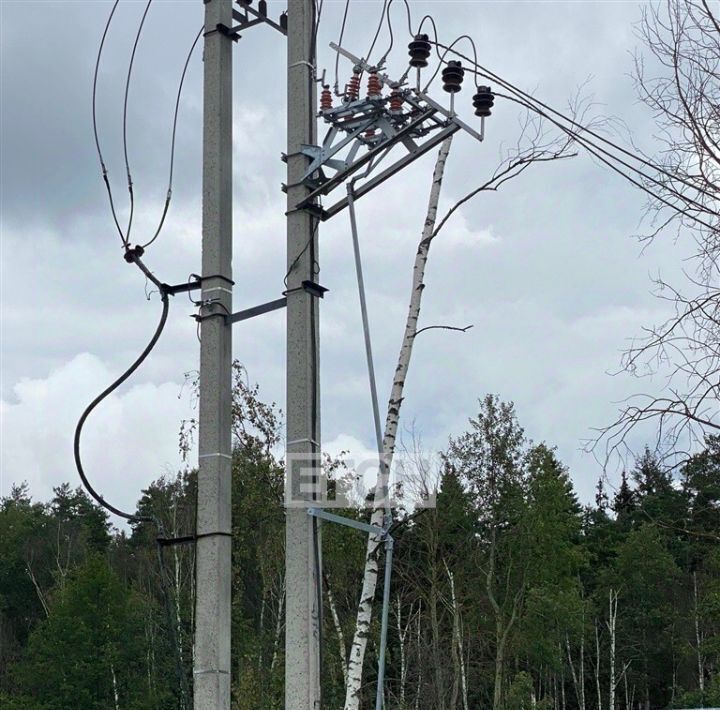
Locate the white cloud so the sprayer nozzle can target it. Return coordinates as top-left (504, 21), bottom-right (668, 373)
top-left (0, 353), bottom-right (196, 522)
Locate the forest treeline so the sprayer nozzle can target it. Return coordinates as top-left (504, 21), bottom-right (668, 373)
top-left (1, 380), bottom-right (719, 709)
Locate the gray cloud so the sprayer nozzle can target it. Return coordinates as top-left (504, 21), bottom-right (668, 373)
top-left (1, 0), bottom-right (692, 520)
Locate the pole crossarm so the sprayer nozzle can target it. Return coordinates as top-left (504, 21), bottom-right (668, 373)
top-left (226, 296), bottom-right (287, 324)
top-left (232, 0), bottom-right (287, 36)
top-left (307, 507), bottom-right (388, 538)
top-left (291, 42), bottom-right (485, 222)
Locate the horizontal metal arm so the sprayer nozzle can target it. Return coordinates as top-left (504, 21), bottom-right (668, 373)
top-left (226, 297), bottom-right (287, 324)
top-left (308, 507), bottom-right (390, 538)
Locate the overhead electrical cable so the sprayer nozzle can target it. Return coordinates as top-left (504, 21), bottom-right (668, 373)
top-left (494, 90), bottom-right (718, 231)
top-left (432, 41), bottom-right (718, 206)
top-left (378, 0), bottom-right (414, 66)
top-left (141, 25), bottom-right (204, 249)
top-left (334, 0), bottom-right (351, 93)
top-left (423, 35), bottom-right (480, 91)
top-left (365, 0), bottom-right (389, 67)
top-left (93, 0), bottom-right (128, 247)
top-left (74, 263), bottom-right (168, 524)
top-left (122, 0), bottom-right (154, 247)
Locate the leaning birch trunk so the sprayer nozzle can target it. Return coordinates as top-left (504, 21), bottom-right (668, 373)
top-left (343, 136), bottom-right (454, 710)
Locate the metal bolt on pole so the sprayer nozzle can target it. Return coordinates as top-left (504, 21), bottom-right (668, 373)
top-left (285, 0), bottom-right (323, 708)
top-left (194, 0), bottom-right (234, 708)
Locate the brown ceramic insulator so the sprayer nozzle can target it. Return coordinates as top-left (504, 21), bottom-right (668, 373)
top-left (320, 86), bottom-right (333, 111)
top-left (367, 71), bottom-right (382, 98)
top-left (389, 89), bottom-right (403, 112)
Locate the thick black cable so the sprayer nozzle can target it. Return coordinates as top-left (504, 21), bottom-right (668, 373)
top-left (432, 41), bottom-right (718, 205)
top-left (122, 0), bottom-right (153, 247)
top-left (93, 0), bottom-right (128, 248)
top-left (74, 274), bottom-right (168, 523)
top-left (141, 25), bottom-right (204, 250)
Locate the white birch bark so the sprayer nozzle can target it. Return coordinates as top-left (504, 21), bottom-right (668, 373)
top-left (326, 577), bottom-right (349, 687)
top-left (594, 621), bottom-right (603, 710)
top-left (270, 577), bottom-right (286, 673)
top-left (444, 559), bottom-right (469, 710)
top-left (25, 563), bottom-right (49, 618)
top-left (693, 570), bottom-right (705, 694)
top-left (111, 661), bottom-right (120, 710)
top-left (396, 595), bottom-right (413, 708)
top-left (607, 589), bottom-right (619, 710)
top-left (343, 135), bottom-right (454, 710)
top-left (566, 633), bottom-right (586, 710)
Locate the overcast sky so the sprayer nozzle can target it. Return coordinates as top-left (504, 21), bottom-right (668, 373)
top-left (0, 0), bottom-right (689, 524)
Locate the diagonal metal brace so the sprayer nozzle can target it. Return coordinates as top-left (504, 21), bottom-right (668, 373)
top-left (308, 507), bottom-right (387, 537)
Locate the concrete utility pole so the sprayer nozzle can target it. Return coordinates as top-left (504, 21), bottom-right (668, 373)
top-left (285, 0), bottom-right (323, 707)
top-left (194, 0), bottom-right (233, 708)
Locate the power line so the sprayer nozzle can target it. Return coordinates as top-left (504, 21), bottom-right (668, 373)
top-left (333, 0), bottom-right (351, 93)
top-left (423, 34), bottom-right (480, 91)
top-left (122, 0), bottom-right (154, 247)
top-left (92, 0), bottom-right (127, 247)
top-left (365, 0), bottom-right (389, 67)
top-left (141, 25), bottom-right (204, 250)
top-left (432, 41), bottom-right (718, 209)
top-left (377, 0), bottom-right (416, 67)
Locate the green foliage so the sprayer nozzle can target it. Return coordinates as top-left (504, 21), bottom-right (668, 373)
top-left (2, 381), bottom-right (718, 709)
top-left (12, 556), bottom-right (168, 709)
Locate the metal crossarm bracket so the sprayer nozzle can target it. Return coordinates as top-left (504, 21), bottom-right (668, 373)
top-left (233, 0), bottom-right (287, 36)
top-left (226, 296), bottom-right (287, 324)
top-left (321, 122), bottom-right (461, 220)
top-left (162, 274), bottom-right (234, 296)
top-left (215, 23), bottom-right (241, 42)
top-left (307, 507), bottom-right (387, 537)
top-left (289, 41), bottom-right (486, 221)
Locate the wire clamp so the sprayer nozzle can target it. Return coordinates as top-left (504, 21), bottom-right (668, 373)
top-left (210, 23), bottom-right (241, 42)
top-left (157, 531), bottom-right (232, 548)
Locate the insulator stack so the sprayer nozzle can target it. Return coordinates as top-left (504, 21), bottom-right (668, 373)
top-left (365, 127), bottom-right (376, 139)
top-left (442, 61), bottom-right (464, 93)
top-left (258, 0), bottom-right (267, 15)
top-left (389, 89), bottom-right (403, 113)
top-left (408, 34), bottom-right (431, 68)
top-left (367, 71), bottom-right (382, 98)
top-left (472, 86), bottom-right (495, 117)
top-left (346, 73), bottom-right (361, 101)
top-left (320, 85), bottom-right (333, 112)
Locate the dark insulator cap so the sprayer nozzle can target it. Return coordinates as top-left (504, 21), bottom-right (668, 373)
top-left (408, 33), bottom-right (432, 68)
top-left (472, 85), bottom-right (495, 117)
top-left (442, 61), bottom-right (464, 93)
top-left (258, 0), bottom-right (267, 16)
top-left (280, 12), bottom-right (288, 31)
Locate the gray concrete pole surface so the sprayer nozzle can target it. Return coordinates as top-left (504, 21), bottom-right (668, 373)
top-left (285, 0), bottom-right (322, 708)
top-left (194, 0), bottom-right (233, 708)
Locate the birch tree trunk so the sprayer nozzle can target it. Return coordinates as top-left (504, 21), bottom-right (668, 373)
top-left (326, 576), bottom-right (348, 687)
top-left (607, 589), bottom-right (619, 710)
top-left (343, 135), bottom-right (454, 710)
top-left (595, 621), bottom-right (603, 710)
top-left (693, 571), bottom-right (705, 694)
